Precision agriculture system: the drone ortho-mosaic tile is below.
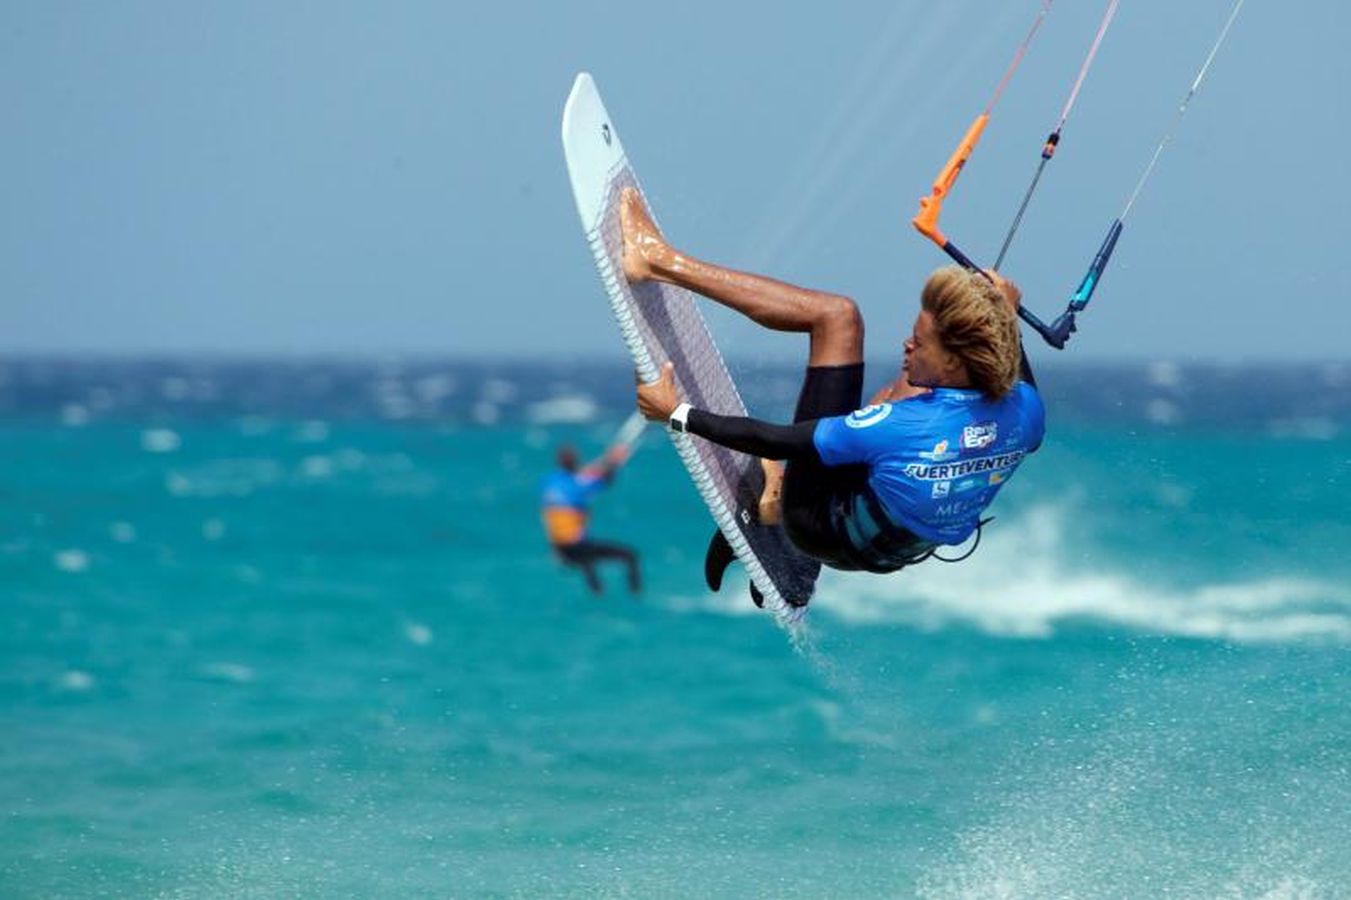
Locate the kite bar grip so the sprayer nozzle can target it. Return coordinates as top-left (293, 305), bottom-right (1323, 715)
top-left (1018, 218), bottom-right (1125, 350)
top-left (1070, 218), bottom-right (1123, 309)
top-left (912, 113), bottom-right (989, 246)
top-left (1019, 305), bottom-right (1078, 350)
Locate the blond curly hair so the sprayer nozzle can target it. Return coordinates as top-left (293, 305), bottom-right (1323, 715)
top-left (920, 266), bottom-right (1021, 399)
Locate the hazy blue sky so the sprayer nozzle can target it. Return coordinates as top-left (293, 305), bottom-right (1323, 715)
top-left (3, 1), bottom-right (1347, 361)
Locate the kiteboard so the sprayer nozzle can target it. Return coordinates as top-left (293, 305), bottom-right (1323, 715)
top-left (561, 72), bottom-right (819, 620)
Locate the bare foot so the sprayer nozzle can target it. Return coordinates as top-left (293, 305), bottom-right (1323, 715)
top-left (619, 187), bottom-right (669, 283)
top-left (758, 458), bottom-right (784, 526)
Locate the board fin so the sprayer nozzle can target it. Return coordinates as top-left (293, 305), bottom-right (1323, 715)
top-left (704, 529), bottom-right (736, 591)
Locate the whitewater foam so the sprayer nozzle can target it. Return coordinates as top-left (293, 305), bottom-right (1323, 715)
top-left (814, 504), bottom-right (1350, 644)
top-left (670, 504), bottom-right (1349, 645)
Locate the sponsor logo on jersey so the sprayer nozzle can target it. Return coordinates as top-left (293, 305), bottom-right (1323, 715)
top-left (954, 477), bottom-right (985, 494)
top-left (988, 470), bottom-right (1006, 485)
top-left (845, 403), bottom-right (892, 429)
top-left (903, 450), bottom-right (1026, 481)
top-left (962, 421), bottom-right (998, 449)
top-left (931, 481), bottom-right (951, 499)
top-left (919, 439), bottom-right (959, 462)
top-left (935, 500), bottom-right (973, 518)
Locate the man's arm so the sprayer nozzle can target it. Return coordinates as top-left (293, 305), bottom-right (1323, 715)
top-left (581, 444), bottom-right (630, 485)
top-left (988, 269), bottom-right (1036, 388)
top-left (637, 362), bottom-right (820, 461)
top-left (685, 410), bottom-right (818, 461)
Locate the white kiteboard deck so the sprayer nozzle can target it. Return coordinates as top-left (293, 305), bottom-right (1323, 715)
top-left (561, 72), bottom-right (819, 621)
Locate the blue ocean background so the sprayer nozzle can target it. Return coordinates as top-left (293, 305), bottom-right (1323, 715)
top-left (2, 356), bottom-right (1349, 898)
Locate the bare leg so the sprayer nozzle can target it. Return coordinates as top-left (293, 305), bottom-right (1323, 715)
top-left (620, 188), bottom-right (863, 367)
top-left (758, 458), bottom-right (784, 525)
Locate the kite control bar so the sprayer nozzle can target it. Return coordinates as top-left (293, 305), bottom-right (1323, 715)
top-left (1010, 218), bottom-right (1124, 349)
top-left (909, 1), bottom-right (1075, 346)
top-left (911, 0), bottom-right (1242, 352)
top-left (912, 125), bottom-right (1086, 349)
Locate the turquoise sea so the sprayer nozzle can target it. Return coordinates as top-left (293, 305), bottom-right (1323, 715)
top-left (2, 357), bottom-right (1349, 898)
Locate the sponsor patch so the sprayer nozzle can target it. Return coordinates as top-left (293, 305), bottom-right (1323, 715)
top-left (962, 421), bottom-right (998, 450)
top-left (904, 450), bottom-right (1026, 481)
top-left (931, 481), bottom-right (951, 499)
top-left (919, 438), bottom-right (959, 462)
top-left (845, 403), bottom-right (892, 429)
top-left (954, 477), bottom-right (985, 494)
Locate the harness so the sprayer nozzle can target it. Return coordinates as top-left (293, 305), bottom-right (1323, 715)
top-left (841, 488), bottom-right (989, 573)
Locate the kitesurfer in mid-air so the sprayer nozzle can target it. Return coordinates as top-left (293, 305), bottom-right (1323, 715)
top-left (541, 442), bottom-right (642, 597)
top-left (621, 187), bottom-right (1044, 577)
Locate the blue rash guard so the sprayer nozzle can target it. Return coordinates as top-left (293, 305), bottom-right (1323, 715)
top-left (813, 382), bottom-right (1046, 545)
top-left (540, 469), bottom-right (607, 546)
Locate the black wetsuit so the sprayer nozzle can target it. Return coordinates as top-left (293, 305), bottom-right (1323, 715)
top-left (555, 541), bottom-right (642, 596)
top-left (684, 352), bottom-right (1040, 573)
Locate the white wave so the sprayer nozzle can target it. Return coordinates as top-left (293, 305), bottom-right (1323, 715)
top-left (60, 403), bottom-right (90, 427)
top-left (110, 521), bottom-right (137, 543)
top-left (199, 662), bottom-right (255, 684)
top-left (525, 394), bottom-right (599, 424)
top-left (164, 459), bottom-right (284, 498)
top-left (335, 447), bottom-right (365, 467)
top-left (413, 373), bottom-right (456, 403)
top-left (1147, 360), bottom-right (1182, 389)
top-left (667, 503), bottom-right (1349, 645)
top-left (294, 420), bottom-right (329, 443)
top-left (234, 565), bottom-right (263, 585)
top-left (300, 455), bottom-right (334, 478)
top-left (1145, 397), bottom-right (1183, 425)
top-left (809, 504), bottom-right (1350, 644)
top-left (1267, 417), bottom-right (1339, 441)
top-left (481, 378), bottom-right (517, 404)
top-left (53, 549), bottom-right (90, 573)
top-left (370, 375), bottom-right (416, 419)
top-left (404, 622), bottom-right (433, 646)
top-left (160, 376), bottom-right (191, 401)
top-left (56, 670), bottom-right (94, 692)
top-left (141, 428), bottom-right (181, 453)
top-left (472, 401), bottom-right (500, 425)
top-left (165, 472), bottom-right (193, 497)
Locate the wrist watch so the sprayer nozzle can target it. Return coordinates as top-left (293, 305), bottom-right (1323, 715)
top-left (668, 402), bottom-right (693, 433)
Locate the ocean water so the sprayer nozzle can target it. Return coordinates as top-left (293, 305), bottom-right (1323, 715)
top-left (2, 357), bottom-right (1349, 898)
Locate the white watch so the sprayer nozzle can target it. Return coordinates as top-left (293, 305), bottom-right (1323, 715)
top-left (668, 402), bottom-right (693, 433)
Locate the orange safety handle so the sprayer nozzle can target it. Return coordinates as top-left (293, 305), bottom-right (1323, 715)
top-left (911, 113), bottom-right (989, 247)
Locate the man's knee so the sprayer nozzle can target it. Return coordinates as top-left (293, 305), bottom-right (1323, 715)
top-left (815, 295), bottom-right (863, 348)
